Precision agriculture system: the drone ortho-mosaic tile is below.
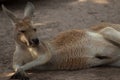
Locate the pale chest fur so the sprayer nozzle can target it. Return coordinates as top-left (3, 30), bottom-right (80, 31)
top-left (13, 45), bottom-right (39, 65)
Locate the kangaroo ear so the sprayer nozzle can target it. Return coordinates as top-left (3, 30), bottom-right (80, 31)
top-left (24, 2), bottom-right (35, 19)
top-left (2, 5), bottom-right (18, 24)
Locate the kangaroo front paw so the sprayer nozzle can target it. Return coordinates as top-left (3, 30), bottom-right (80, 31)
top-left (10, 72), bottom-right (29, 80)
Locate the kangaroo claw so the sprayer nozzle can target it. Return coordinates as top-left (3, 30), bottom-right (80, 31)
top-left (10, 72), bottom-right (29, 80)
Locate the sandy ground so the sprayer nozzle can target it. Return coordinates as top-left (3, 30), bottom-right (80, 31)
top-left (0, 0), bottom-right (120, 80)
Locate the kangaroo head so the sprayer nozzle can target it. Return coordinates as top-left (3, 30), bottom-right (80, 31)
top-left (2, 2), bottom-right (39, 47)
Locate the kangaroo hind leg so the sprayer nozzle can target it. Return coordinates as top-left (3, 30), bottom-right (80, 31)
top-left (100, 27), bottom-right (120, 45)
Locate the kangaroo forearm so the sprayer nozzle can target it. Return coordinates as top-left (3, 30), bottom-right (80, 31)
top-left (13, 64), bottom-right (21, 71)
top-left (20, 54), bottom-right (51, 71)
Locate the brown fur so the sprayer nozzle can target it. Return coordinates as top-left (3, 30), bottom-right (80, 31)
top-left (52, 29), bottom-right (86, 49)
top-left (90, 23), bottom-right (120, 31)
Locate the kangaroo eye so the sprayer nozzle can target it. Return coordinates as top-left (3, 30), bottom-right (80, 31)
top-left (33, 28), bottom-right (37, 31)
top-left (20, 30), bottom-right (26, 33)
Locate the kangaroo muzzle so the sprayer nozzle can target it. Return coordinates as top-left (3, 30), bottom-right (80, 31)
top-left (29, 38), bottom-right (39, 46)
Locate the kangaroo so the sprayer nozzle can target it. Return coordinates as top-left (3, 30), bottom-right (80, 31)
top-left (2, 2), bottom-right (120, 80)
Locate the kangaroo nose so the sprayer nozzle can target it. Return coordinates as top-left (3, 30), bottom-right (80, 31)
top-left (32, 38), bottom-right (39, 45)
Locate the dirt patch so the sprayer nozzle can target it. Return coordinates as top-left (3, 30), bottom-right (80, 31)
top-left (0, 0), bottom-right (120, 80)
